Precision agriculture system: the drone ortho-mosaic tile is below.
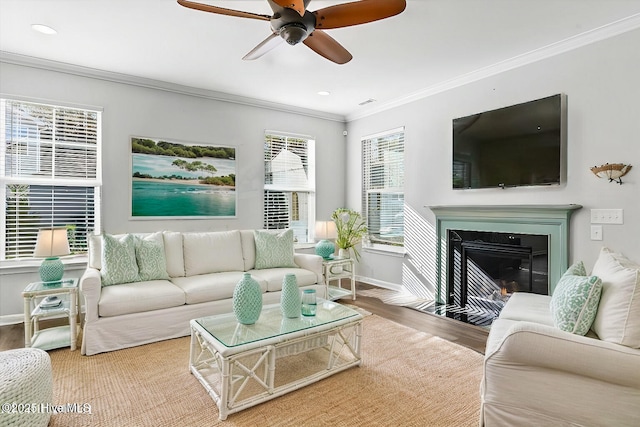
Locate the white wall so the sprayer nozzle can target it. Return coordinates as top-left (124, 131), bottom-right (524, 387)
top-left (0, 61), bottom-right (347, 320)
top-left (346, 28), bottom-right (640, 296)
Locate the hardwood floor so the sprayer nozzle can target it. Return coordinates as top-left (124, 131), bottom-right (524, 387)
top-left (348, 283), bottom-right (488, 354)
top-left (0, 283), bottom-right (488, 354)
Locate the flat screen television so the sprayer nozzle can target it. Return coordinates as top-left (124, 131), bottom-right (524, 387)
top-left (452, 94), bottom-right (566, 189)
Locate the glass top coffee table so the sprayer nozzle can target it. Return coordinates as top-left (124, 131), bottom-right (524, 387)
top-left (189, 299), bottom-right (363, 420)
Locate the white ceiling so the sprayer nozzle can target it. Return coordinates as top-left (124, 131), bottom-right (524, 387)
top-left (1, 0), bottom-right (640, 120)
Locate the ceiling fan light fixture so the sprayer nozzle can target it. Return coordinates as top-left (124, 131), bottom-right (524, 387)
top-left (279, 23), bottom-right (308, 45)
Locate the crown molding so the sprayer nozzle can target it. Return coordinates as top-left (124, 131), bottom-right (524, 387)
top-left (346, 13), bottom-right (640, 122)
top-left (0, 51), bottom-right (346, 123)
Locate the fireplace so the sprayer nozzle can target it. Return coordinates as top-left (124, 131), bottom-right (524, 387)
top-left (448, 230), bottom-right (549, 312)
top-left (430, 205), bottom-right (581, 326)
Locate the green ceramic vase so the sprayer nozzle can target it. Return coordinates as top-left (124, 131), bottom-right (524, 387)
top-left (280, 274), bottom-right (301, 318)
top-left (232, 273), bottom-right (263, 325)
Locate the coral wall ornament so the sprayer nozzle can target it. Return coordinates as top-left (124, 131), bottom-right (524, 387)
top-left (590, 163), bottom-right (632, 184)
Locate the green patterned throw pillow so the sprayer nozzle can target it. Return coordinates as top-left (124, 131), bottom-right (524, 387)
top-left (101, 234), bottom-right (139, 286)
top-left (550, 262), bottom-right (603, 335)
top-left (253, 229), bottom-right (297, 270)
top-left (135, 234), bottom-right (170, 281)
top-left (564, 260), bottom-right (587, 277)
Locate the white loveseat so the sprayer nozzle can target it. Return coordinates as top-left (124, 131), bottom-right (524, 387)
top-left (79, 229), bottom-right (324, 356)
top-left (480, 247), bottom-right (640, 426)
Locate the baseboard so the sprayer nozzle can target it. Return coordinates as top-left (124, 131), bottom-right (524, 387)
top-left (355, 275), bottom-right (403, 293)
top-left (0, 313), bottom-right (24, 326)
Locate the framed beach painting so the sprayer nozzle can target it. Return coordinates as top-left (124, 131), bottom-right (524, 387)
top-left (131, 137), bottom-right (236, 218)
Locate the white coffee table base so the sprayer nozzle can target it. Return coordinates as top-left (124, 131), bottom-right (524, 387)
top-left (189, 318), bottom-right (362, 420)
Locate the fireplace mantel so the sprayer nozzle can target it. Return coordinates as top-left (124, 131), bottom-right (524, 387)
top-left (430, 204), bottom-right (582, 302)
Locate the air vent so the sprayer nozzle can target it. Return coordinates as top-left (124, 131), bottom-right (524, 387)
top-left (358, 98), bottom-right (376, 106)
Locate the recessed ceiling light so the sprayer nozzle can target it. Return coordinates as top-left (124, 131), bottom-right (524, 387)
top-left (32, 24), bottom-right (57, 35)
top-left (317, 91), bottom-right (331, 96)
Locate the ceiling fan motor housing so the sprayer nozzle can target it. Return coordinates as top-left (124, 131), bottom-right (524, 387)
top-left (271, 9), bottom-right (316, 45)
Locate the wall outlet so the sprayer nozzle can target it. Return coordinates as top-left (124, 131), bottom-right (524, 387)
top-left (591, 225), bottom-right (603, 241)
top-left (590, 209), bottom-right (624, 224)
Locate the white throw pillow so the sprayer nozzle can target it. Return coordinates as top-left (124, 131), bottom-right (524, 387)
top-left (591, 247), bottom-right (640, 348)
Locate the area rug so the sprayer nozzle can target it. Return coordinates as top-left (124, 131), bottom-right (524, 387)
top-left (47, 315), bottom-right (483, 426)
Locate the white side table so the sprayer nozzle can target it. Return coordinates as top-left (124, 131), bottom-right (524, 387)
top-left (322, 257), bottom-right (356, 301)
top-left (22, 278), bottom-right (79, 351)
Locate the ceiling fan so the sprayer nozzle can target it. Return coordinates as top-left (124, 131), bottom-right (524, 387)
top-left (177, 0), bottom-right (407, 64)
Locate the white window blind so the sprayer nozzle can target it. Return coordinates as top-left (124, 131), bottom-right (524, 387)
top-left (1, 99), bottom-right (101, 260)
top-left (362, 127), bottom-right (405, 246)
top-left (263, 132), bottom-right (315, 243)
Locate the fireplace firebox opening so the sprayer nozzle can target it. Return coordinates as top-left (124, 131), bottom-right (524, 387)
top-left (446, 230), bottom-right (549, 325)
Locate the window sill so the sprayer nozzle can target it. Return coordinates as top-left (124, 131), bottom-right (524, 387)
top-left (0, 255), bottom-right (88, 275)
top-left (294, 243), bottom-right (316, 250)
top-left (363, 244), bottom-right (406, 258)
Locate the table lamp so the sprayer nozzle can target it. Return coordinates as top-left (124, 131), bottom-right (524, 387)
top-left (315, 220), bottom-right (337, 259)
top-left (34, 227), bottom-right (70, 283)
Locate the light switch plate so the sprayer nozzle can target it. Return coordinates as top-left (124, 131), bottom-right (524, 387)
top-left (591, 225), bottom-right (603, 241)
top-left (591, 209), bottom-right (624, 224)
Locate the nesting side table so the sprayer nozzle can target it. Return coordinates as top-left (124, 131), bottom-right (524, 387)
top-left (322, 257), bottom-right (356, 301)
top-left (22, 278), bottom-right (79, 351)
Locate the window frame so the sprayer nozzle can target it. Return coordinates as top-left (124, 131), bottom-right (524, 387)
top-left (263, 131), bottom-right (316, 244)
top-left (361, 126), bottom-right (405, 248)
top-left (0, 97), bottom-right (102, 264)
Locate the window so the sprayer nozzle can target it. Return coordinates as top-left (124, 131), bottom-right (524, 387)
top-left (362, 127), bottom-right (405, 246)
top-left (1, 99), bottom-right (101, 261)
top-left (263, 132), bottom-right (315, 243)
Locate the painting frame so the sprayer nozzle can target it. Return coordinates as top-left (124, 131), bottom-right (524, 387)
top-left (130, 136), bottom-right (237, 219)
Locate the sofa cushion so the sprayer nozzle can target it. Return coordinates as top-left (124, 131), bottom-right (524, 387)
top-left (240, 229), bottom-right (257, 271)
top-left (98, 280), bottom-right (185, 317)
top-left (171, 272), bottom-right (266, 304)
top-left (550, 263), bottom-right (602, 335)
top-left (253, 229), bottom-right (297, 269)
top-left (100, 234), bottom-right (139, 286)
top-left (88, 232), bottom-right (103, 270)
top-left (135, 232), bottom-right (170, 282)
top-left (249, 268), bottom-right (317, 292)
top-left (163, 231), bottom-right (185, 278)
top-left (183, 231), bottom-right (244, 276)
top-left (591, 247), bottom-right (640, 348)
top-left (497, 292), bottom-right (554, 326)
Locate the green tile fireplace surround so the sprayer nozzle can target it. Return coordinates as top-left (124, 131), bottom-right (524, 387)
top-left (430, 204), bottom-right (582, 304)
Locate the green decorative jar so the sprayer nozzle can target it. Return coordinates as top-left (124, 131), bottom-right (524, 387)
top-left (232, 273), bottom-right (263, 325)
top-left (280, 274), bottom-right (301, 318)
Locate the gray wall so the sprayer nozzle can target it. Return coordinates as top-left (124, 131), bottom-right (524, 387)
top-left (0, 61), bottom-right (347, 320)
top-left (346, 28), bottom-right (640, 297)
top-left (2, 27), bottom-right (639, 320)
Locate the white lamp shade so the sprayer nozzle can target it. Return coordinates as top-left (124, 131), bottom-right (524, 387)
top-left (315, 221), bottom-right (337, 240)
top-left (34, 228), bottom-right (70, 258)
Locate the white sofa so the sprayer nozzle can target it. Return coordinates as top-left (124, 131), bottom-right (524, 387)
top-left (480, 248), bottom-right (640, 426)
top-left (79, 229), bottom-right (324, 356)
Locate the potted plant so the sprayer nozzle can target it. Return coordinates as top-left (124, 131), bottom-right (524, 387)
top-left (331, 208), bottom-right (368, 261)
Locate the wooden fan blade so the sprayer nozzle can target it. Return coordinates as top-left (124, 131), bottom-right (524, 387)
top-left (303, 30), bottom-right (352, 64)
top-left (271, 0), bottom-right (306, 16)
top-left (314, 0), bottom-right (406, 30)
top-left (177, 0), bottom-right (271, 21)
top-left (243, 33), bottom-right (284, 60)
